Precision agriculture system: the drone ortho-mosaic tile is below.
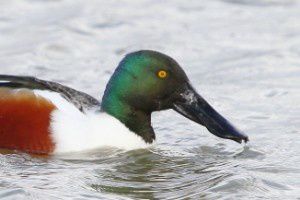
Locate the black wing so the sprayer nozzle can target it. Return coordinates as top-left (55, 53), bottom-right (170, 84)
top-left (0, 75), bottom-right (101, 112)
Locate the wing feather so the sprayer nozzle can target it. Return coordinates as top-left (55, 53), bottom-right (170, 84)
top-left (0, 75), bottom-right (100, 112)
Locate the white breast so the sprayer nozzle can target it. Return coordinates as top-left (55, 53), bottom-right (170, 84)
top-left (34, 90), bottom-right (150, 154)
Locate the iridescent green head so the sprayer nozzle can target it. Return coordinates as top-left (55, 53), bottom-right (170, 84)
top-left (101, 50), bottom-right (248, 144)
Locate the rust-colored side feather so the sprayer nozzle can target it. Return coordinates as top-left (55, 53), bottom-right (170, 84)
top-left (0, 89), bottom-right (56, 154)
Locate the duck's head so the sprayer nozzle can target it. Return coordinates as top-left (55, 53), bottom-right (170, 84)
top-left (102, 50), bottom-right (249, 144)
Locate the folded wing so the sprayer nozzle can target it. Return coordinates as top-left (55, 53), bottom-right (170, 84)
top-left (0, 75), bottom-right (100, 112)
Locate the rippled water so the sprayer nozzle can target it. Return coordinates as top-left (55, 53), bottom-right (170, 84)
top-left (0, 0), bottom-right (300, 199)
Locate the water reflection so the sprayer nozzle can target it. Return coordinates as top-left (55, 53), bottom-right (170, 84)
top-left (90, 150), bottom-right (234, 199)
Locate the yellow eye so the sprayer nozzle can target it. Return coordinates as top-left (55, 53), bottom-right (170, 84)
top-left (157, 70), bottom-right (167, 79)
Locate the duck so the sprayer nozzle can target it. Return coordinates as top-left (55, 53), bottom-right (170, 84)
top-left (0, 50), bottom-right (248, 155)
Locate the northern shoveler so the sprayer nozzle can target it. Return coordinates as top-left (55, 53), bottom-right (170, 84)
top-left (0, 50), bottom-right (248, 154)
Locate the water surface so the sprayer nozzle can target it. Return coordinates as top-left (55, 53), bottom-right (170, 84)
top-left (0, 0), bottom-right (299, 199)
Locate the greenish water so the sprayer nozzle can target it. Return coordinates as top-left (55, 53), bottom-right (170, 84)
top-left (0, 0), bottom-right (299, 199)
